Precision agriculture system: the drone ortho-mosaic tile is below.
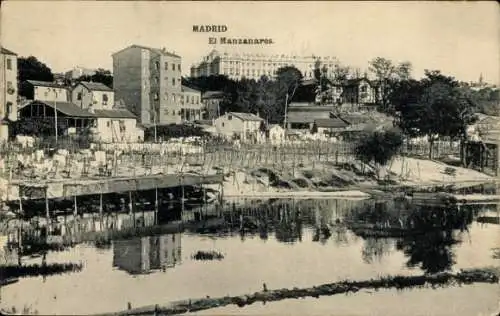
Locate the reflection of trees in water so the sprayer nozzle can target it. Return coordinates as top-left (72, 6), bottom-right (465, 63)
top-left (346, 201), bottom-right (480, 273)
top-left (362, 237), bottom-right (393, 264)
top-left (396, 230), bottom-right (459, 274)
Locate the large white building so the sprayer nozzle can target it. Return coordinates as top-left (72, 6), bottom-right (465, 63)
top-left (190, 49), bottom-right (339, 81)
top-left (112, 44), bottom-right (183, 125)
top-left (0, 47), bottom-right (18, 142)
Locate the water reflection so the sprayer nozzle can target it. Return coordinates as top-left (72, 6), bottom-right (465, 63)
top-left (0, 198), bottom-right (498, 290)
top-left (112, 234), bottom-right (181, 275)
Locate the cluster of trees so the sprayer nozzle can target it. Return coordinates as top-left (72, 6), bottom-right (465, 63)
top-left (17, 56), bottom-right (113, 99)
top-left (74, 68), bottom-right (113, 88)
top-left (390, 70), bottom-right (479, 160)
top-left (183, 66), bottom-right (305, 123)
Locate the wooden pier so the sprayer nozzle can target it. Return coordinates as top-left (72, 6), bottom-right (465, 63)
top-left (8, 173), bottom-right (223, 201)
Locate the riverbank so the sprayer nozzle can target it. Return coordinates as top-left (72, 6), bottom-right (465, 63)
top-left (93, 268), bottom-right (499, 316)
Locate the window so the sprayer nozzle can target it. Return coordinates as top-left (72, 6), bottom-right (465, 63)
top-left (102, 94), bottom-right (108, 104)
top-left (172, 78), bottom-right (175, 86)
top-left (106, 121), bottom-right (111, 127)
top-left (172, 64), bottom-right (175, 71)
top-left (119, 120), bottom-right (126, 132)
top-left (5, 102), bottom-right (12, 115)
top-left (77, 92), bottom-right (82, 100)
top-left (155, 61), bottom-right (160, 70)
top-left (228, 115), bottom-right (232, 120)
top-left (191, 96), bottom-right (194, 104)
top-left (164, 62), bottom-right (168, 70)
top-left (178, 64), bottom-right (181, 71)
top-left (6, 59), bottom-right (12, 70)
top-left (222, 122), bottom-right (225, 127)
top-left (360, 86), bottom-right (367, 93)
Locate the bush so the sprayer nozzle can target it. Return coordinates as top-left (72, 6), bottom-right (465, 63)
top-left (355, 128), bottom-right (403, 179)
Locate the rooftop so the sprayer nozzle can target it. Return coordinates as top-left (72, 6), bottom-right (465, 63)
top-left (314, 118), bottom-right (350, 129)
top-left (202, 91), bottom-right (226, 99)
top-left (181, 85), bottom-right (201, 93)
top-left (78, 81), bottom-right (113, 92)
top-left (1, 47), bottom-right (17, 56)
top-left (112, 44), bottom-right (181, 58)
top-left (25, 80), bottom-right (67, 89)
top-left (25, 100), bottom-right (94, 117)
top-left (93, 109), bottom-right (136, 119)
top-left (227, 112), bottom-right (263, 121)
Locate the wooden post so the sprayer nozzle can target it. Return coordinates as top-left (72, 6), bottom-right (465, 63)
top-left (154, 186), bottom-right (159, 225)
top-left (73, 195), bottom-right (78, 217)
top-left (181, 178), bottom-right (185, 215)
top-left (99, 191), bottom-right (104, 230)
top-left (45, 187), bottom-right (50, 236)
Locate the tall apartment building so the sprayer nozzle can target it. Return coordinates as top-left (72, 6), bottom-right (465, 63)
top-left (190, 49), bottom-right (339, 81)
top-left (0, 47), bottom-right (18, 142)
top-left (112, 45), bottom-right (183, 125)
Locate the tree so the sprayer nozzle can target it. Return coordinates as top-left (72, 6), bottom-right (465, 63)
top-left (276, 66), bottom-right (303, 126)
top-left (76, 68), bottom-right (113, 88)
top-left (394, 70), bottom-right (477, 161)
top-left (18, 56), bottom-right (54, 97)
top-left (369, 57), bottom-right (413, 111)
top-left (355, 128), bottom-right (404, 180)
top-left (396, 62), bottom-right (412, 81)
top-left (332, 63), bottom-right (350, 82)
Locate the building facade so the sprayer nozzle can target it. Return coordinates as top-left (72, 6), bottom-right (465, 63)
top-left (113, 44), bottom-right (183, 125)
top-left (180, 86), bottom-right (203, 122)
top-left (190, 49), bottom-right (339, 81)
top-left (201, 90), bottom-right (226, 120)
top-left (0, 47), bottom-right (18, 142)
top-left (71, 81), bottom-right (114, 110)
top-left (341, 78), bottom-right (379, 105)
top-left (20, 80), bottom-right (69, 103)
top-left (214, 112), bottom-right (263, 142)
top-left (64, 66), bottom-right (97, 80)
top-left (92, 109), bottom-right (144, 143)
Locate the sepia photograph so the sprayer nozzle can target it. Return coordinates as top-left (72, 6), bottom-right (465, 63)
top-left (0, 1), bottom-right (499, 315)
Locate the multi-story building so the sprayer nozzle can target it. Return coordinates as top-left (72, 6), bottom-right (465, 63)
top-left (71, 81), bottom-right (114, 110)
top-left (64, 66), bottom-right (97, 80)
top-left (190, 49), bottom-right (339, 81)
top-left (112, 44), bottom-right (183, 125)
top-left (20, 80), bottom-right (69, 103)
top-left (180, 85), bottom-right (203, 122)
top-left (0, 47), bottom-right (18, 142)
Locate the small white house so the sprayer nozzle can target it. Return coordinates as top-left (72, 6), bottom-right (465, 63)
top-left (214, 112), bottom-right (264, 142)
top-left (22, 80), bottom-right (69, 102)
top-left (72, 81), bottom-right (114, 110)
top-left (92, 109), bottom-right (144, 143)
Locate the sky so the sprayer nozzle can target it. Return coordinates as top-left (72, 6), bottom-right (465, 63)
top-left (1, 1), bottom-right (498, 84)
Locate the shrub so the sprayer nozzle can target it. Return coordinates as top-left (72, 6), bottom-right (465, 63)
top-left (355, 128), bottom-right (403, 179)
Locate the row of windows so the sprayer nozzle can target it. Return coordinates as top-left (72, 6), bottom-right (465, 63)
top-left (153, 77), bottom-right (181, 86)
top-left (223, 61), bottom-right (337, 68)
top-left (154, 61), bottom-right (181, 72)
top-left (152, 92), bottom-right (201, 104)
top-left (75, 92), bottom-right (109, 102)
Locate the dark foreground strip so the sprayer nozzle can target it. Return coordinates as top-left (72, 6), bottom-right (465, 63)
top-left (94, 268), bottom-right (500, 316)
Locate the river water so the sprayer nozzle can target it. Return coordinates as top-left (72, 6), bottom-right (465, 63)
top-left (0, 198), bottom-right (499, 315)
